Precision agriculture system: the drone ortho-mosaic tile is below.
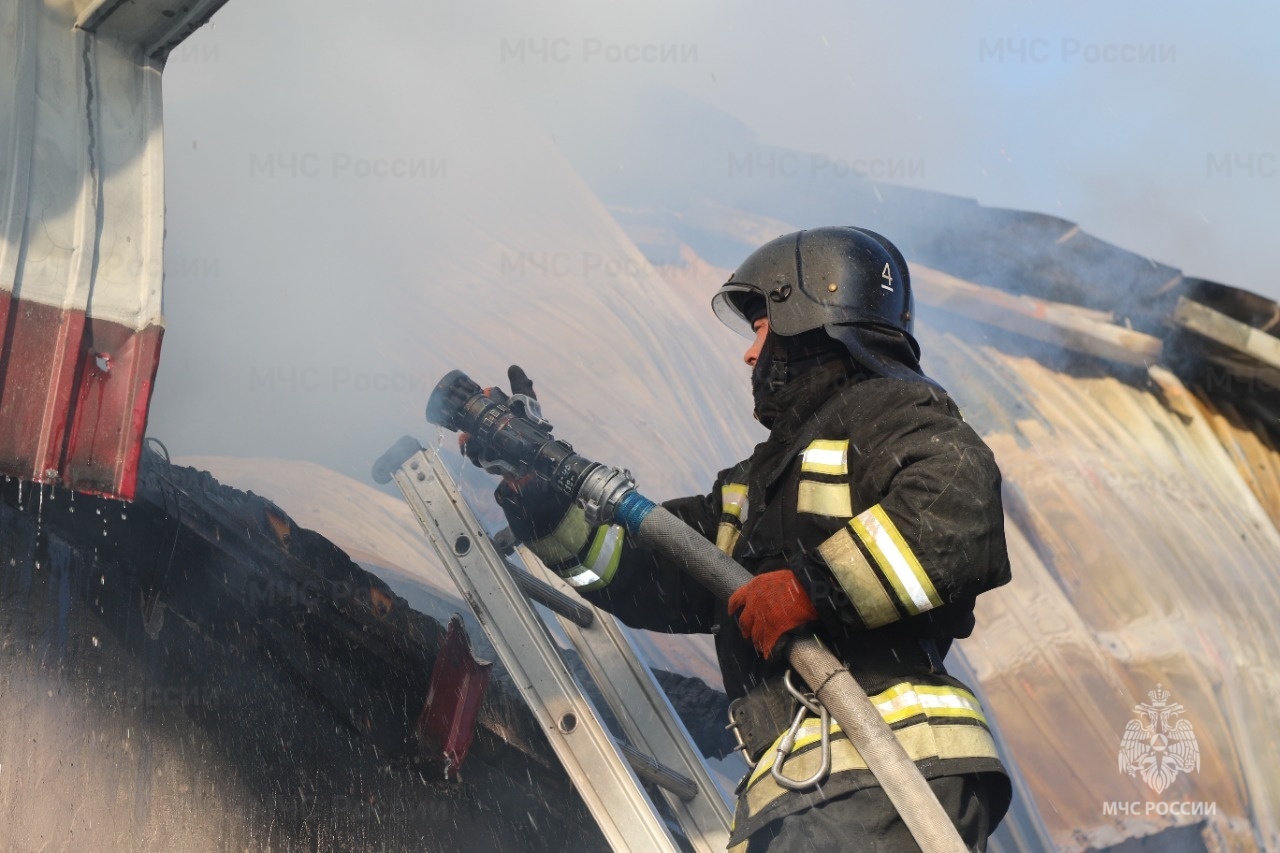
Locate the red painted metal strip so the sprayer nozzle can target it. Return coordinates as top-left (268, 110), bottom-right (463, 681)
top-left (64, 317), bottom-right (163, 500)
top-left (417, 615), bottom-right (493, 779)
top-left (0, 292), bottom-right (82, 482)
top-left (0, 290), bottom-right (161, 499)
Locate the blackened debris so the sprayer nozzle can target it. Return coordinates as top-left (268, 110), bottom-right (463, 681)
top-left (0, 447), bottom-right (609, 852)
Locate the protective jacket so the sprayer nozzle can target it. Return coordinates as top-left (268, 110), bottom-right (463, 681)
top-left (537, 361), bottom-right (1013, 844)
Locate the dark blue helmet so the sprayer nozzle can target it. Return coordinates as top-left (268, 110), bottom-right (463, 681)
top-left (712, 226), bottom-right (930, 384)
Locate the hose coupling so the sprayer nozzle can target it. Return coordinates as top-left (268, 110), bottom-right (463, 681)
top-left (577, 465), bottom-right (637, 527)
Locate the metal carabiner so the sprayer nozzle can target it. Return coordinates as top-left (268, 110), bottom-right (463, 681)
top-left (770, 670), bottom-right (832, 791)
top-left (726, 704), bottom-right (759, 770)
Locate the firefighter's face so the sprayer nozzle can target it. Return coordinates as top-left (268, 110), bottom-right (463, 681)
top-left (744, 318), bottom-right (769, 367)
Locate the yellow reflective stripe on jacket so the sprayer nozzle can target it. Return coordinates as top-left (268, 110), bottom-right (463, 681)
top-left (716, 523), bottom-right (742, 556)
top-left (797, 480), bottom-right (853, 517)
top-left (742, 718), bottom-right (999, 820)
top-left (816, 526), bottom-right (899, 628)
top-left (717, 483), bottom-right (749, 555)
top-left (797, 440), bottom-right (852, 517)
top-left (565, 524), bottom-right (624, 591)
top-left (721, 483), bottom-right (749, 519)
top-left (800, 439), bottom-right (849, 476)
top-left (526, 506), bottom-right (591, 565)
top-left (850, 504), bottom-right (942, 615)
top-left (747, 682), bottom-right (992, 788)
top-left (870, 682), bottom-right (987, 726)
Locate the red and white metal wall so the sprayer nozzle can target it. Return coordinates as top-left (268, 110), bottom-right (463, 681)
top-left (0, 0), bottom-right (227, 499)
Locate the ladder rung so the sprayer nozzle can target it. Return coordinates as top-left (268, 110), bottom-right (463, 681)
top-left (503, 558), bottom-right (595, 628)
top-left (619, 743), bottom-right (699, 802)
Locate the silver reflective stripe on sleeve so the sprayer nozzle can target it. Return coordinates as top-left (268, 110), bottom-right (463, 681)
top-left (562, 567), bottom-right (602, 588)
top-left (850, 505), bottom-right (942, 615)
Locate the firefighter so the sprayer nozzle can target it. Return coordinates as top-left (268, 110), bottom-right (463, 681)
top-left (486, 227), bottom-right (1012, 851)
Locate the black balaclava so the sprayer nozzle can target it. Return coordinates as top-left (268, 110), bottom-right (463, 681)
top-left (751, 327), bottom-right (856, 429)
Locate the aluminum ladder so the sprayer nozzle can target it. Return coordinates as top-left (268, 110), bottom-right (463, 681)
top-left (374, 437), bottom-right (733, 853)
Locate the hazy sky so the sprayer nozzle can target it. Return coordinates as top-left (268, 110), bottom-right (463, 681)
top-left (152, 0), bottom-right (1280, 481)
top-left (163, 0), bottom-right (1279, 296)
top-left (498, 0), bottom-right (1277, 297)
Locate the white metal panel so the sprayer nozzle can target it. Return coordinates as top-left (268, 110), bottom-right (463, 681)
top-left (0, 0), bottom-right (37, 294)
top-left (2, 1), bottom-right (183, 327)
top-left (77, 0), bottom-right (232, 60)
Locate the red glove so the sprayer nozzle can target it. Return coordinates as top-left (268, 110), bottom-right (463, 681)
top-left (728, 570), bottom-right (819, 659)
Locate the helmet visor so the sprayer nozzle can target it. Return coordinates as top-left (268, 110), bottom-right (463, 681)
top-left (711, 283), bottom-right (762, 339)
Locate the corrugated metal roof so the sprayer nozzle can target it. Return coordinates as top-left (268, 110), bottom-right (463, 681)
top-left (921, 333), bottom-right (1279, 851)
top-left (619, 185), bottom-right (1280, 849)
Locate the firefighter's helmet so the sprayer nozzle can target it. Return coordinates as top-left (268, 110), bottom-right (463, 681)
top-left (712, 227), bottom-right (929, 383)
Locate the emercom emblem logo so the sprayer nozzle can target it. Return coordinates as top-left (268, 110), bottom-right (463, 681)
top-left (1118, 683), bottom-right (1201, 794)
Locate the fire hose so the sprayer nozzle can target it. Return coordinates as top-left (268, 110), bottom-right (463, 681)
top-left (425, 370), bottom-right (967, 853)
